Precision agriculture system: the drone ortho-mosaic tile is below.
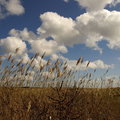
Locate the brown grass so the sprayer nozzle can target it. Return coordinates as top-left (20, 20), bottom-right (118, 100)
top-left (0, 49), bottom-right (120, 120)
top-left (0, 87), bottom-right (119, 120)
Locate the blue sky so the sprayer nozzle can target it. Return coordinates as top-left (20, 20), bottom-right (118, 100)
top-left (1, 0), bottom-right (120, 78)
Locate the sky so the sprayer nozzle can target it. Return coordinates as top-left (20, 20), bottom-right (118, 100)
top-left (1, 0), bottom-right (120, 78)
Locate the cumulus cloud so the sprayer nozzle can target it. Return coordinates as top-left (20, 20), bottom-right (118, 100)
top-left (64, 0), bottom-right (120, 11)
top-left (75, 0), bottom-right (112, 11)
top-left (0, 36), bottom-right (26, 54)
top-left (76, 9), bottom-right (120, 49)
top-left (0, 28), bottom-right (68, 62)
top-left (9, 28), bottom-right (37, 41)
top-left (2, 9), bottom-right (120, 61)
top-left (87, 60), bottom-right (114, 69)
top-left (37, 12), bottom-right (79, 46)
top-left (30, 38), bottom-right (68, 56)
top-left (37, 10), bottom-right (120, 52)
top-left (59, 56), bottom-right (113, 70)
top-left (1, 3), bottom-right (120, 71)
top-left (21, 53), bottom-right (30, 63)
top-left (51, 54), bottom-right (59, 61)
top-left (8, 27), bottom-right (68, 56)
top-left (3, 9), bottom-right (120, 56)
top-left (0, 0), bottom-right (24, 19)
top-left (30, 56), bottom-right (47, 69)
top-left (0, 9), bottom-right (119, 70)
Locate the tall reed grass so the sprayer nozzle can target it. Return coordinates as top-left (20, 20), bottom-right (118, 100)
top-left (0, 48), bottom-right (120, 120)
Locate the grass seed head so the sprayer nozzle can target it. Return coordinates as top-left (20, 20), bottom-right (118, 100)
top-left (15, 48), bottom-right (20, 53)
top-left (76, 57), bottom-right (83, 65)
top-left (86, 61), bottom-right (90, 68)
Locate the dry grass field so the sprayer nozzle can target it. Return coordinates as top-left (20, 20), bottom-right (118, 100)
top-left (0, 87), bottom-right (120, 120)
top-left (0, 50), bottom-right (120, 120)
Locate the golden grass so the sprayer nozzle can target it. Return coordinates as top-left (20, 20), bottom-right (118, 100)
top-left (0, 87), bottom-right (119, 120)
top-left (0, 49), bottom-right (120, 120)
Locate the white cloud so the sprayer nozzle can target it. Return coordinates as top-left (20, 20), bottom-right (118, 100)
top-left (6, 0), bottom-right (24, 15)
top-left (65, 0), bottom-right (120, 11)
top-left (0, 27), bottom-right (68, 63)
top-left (30, 38), bottom-right (68, 56)
top-left (13, 53), bottom-right (30, 64)
top-left (76, 9), bottom-right (120, 49)
top-left (30, 56), bottom-right (47, 69)
top-left (21, 53), bottom-right (30, 63)
top-left (88, 60), bottom-right (114, 69)
top-left (51, 54), bottom-right (59, 61)
top-left (5, 9), bottom-right (120, 55)
top-left (51, 54), bottom-right (114, 70)
top-left (37, 12), bottom-right (79, 46)
top-left (9, 28), bottom-right (37, 41)
top-left (38, 12), bottom-right (102, 51)
top-left (8, 27), bottom-right (68, 56)
top-left (75, 0), bottom-right (112, 11)
top-left (6, 10), bottom-right (120, 57)
top-left (0, 0), bottom-right (24, 18)
top-left (1, 8), bottom-right (119, 70)
top-left (37, 10), bottom-right (120, 52)
top-left (59, 56), bottom-right (113, 70)
top-left (0, 36), bottom-right (26, 54)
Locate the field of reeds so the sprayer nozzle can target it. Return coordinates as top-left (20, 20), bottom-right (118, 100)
top-left (0, 49), bottom-right (120, 120)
